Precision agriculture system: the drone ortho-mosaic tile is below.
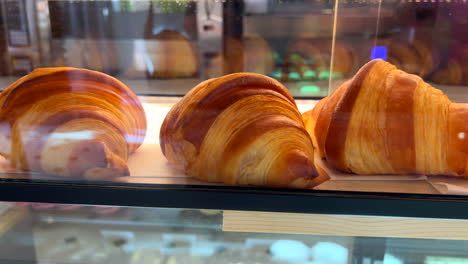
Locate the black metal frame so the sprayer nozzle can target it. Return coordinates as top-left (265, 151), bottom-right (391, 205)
top-left (2, 179), bottom-right (468, 220)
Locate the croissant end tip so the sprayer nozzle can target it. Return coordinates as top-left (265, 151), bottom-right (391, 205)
top-left (280, 150), bottom-right (329, 189)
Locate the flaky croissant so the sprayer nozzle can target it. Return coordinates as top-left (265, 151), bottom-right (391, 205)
top-left (146, 30), bottom-right (199, 79)
top-left (0, 68), bottom-right (147, 179)
top-left (383, 37), bottom-right (438, 79)
top-left (303, 59), bottom-right (468, 177)
top-left (432, 59), bottom-right (464, 85)
top-left (160, 73), bottom-right (328, 187)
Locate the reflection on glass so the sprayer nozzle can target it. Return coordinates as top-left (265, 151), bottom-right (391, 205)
top-left (1, 202), bottom-right (468, 263)
top-left (0, 0), bottom-right (465, 195)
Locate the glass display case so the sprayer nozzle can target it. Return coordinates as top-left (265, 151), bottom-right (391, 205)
top-left (0, 0), bottom-right (467, 263)
top-left (2, 201), bottom-right (468, 264)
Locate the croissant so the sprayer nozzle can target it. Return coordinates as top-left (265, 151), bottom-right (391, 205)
top-left (431, 59), bottom-right (464, 85)
top-left (284, 38), bottom-right (326, 81)
top-left (223, 35), bottom-right (275, 76)
top-left (160, 73), bottom-right (328, 187)
top-left (0, 68), bottom-right (147, 179)
top-left (385, 41), bottom-right (420, 76)
top-left (382, 37), bottom-right (438, 79)
top-left (284, 39), bottom-right (358, 80)
top-left (243, 35), bottom-right (275, 75)
top-left (145, 30), bottom-right (198, 79)
top-left (303, 59), bottom-right (468, 177)
top-left (328, 40), bottom-right (359, 77)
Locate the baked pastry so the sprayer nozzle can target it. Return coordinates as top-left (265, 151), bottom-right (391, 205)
top-left (303, 59), bottom-right (468, 177)
top-left (385, 40), bottom-right (420, 75)
top-left (222, 37), bottom-right (245, 74)
top-left (412, 37), bottom-right (439, 78)
top-left (329, 40), bottom-right (359, 77)
top-left (62, 40), bottom-right (120, 75)
top-left (284, 38), bottom-right (326, 81)
top-left (160, 73), bottom-right (328, 187)
top-left (243, 35), bottom-right (275, 75)
top-left (431, 59), bottom-right (464, 85)
top-left (0, 68), bottom-right (147, 179)
top-left (380, 36), bottom-right (438, 79)
top-left (82, 40), bottom-right (120, 75)
top-left (284, 38), bottom-right (358, 80)
top-left (462, 60), bottom-right (468, 85)
top-left (144, 30), bottom-right (198, 79)
top-left (222, 35), bottom-right (275, 76)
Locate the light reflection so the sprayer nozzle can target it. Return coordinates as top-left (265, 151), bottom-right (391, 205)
top-left (383, 253), bottom-right (404, 264)
top-left (310, 242), bottom-right (348, 264)
top-left (51, 131), bottom-right (95, 141)
top-left (270, 240), bottom-right (309, 262)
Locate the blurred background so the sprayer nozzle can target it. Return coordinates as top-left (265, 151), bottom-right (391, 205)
top-left (0, 0), bottom-right (466, 98)
top-left (1, 202), bottom-right (468, 263)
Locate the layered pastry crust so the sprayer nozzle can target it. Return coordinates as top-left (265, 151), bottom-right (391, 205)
top-left (0, 68), bottom-right (147, 179)
top-left (303, 59), bottom-right (468, 177)
top-left (161, 73), bottom-right (328, 187)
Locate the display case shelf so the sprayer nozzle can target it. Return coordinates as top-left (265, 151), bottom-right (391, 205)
top-left (2, 179), bottom-right (468, 220)
top-left (0, 93), bottom-right (468, 220)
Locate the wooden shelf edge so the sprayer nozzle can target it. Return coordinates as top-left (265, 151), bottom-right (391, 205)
top-left (0, 207), bottom-right (28, 237)
top-left (223, 210), bottom-right (468, 240)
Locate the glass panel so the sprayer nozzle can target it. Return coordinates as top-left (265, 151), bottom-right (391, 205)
top-left (316, 0), bottom-right (468, 196)
top-left (0, 0), bottom-right (334, 97)
top-left (2, 201), bottom-right (468, 263)
top-left (0, 0), bottom-right (466, 199)
top-left (0, 1), bottom-right (334, 190)
top-left (332, 0), bottom-right (468, 97)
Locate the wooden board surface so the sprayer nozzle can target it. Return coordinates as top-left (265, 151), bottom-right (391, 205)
top-left (223, 210), bottom-right (468, 240)
top-left (0, 208), bottom-right (28, 238)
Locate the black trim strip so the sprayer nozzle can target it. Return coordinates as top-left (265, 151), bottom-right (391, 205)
top-left (1, 180), bottom-right (468, 220)
top-left (135, 93), bottom-right (326, 100)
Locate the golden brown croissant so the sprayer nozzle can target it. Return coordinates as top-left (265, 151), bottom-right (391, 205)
top-left (243, 35), bottom-right (275, 75)
top-left (284, 38), bottom-right (358, 80)
top-left (222, 35), bottom-right (275, 76)
top-left (385, 41), bottom-right (420, 75)
top-left (329, 40), bottom-right (359, 77)
top-left (145, 30), bottom-right (198, 79)
top-left (431, 59), bottom-right (464, 85)
top-left (284, 38), bottom-right (326, 81)
top-left (382, 37), bottom-right (438, 79)
top-left (0, 68), bottom-right (147, 179)
top-left (160, 73), bottom-right (328, 187)
top-left (303, 59), bottom-right (468, 177)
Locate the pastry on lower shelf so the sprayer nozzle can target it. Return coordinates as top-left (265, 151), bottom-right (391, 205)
top-left (160, 73), bottom-right (328, 188)
top-left (385, 41), bottom-right (420, 75)
top-left (0, 68), bottom-right (147, 179)
top-left (312, 39), bottom-right (360, 78)
top-left (303, 59), bottom-right (468, 177)
top-left (62, 40), bottom-right (120, 75)
top-left (431, 59), bottom-right (464, 85)
top-left (284, 38), bottom-right (358, 81)
top-left (221, 35), bottom-right (275, 76)
top-left (141, 30), bottom-right (198, 79)
top-left (462, 60), bottom-right (468, 85)
top-left (204, 53), bottom-right (224, 79)
top-left (243, 35), bottom-right (275, 75)
top-left (284, 38), bottom-right (326, 81)
top-left (382, 37), bottom-right (438, 78)
top-left (329, 40), bottom-right (360, 77)
top-left (82, 40), bottom-right (120, 75)
top-left (412, 37), bottom-right (440, 78)
top-left (432, 38), bottom-right (468, 85)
